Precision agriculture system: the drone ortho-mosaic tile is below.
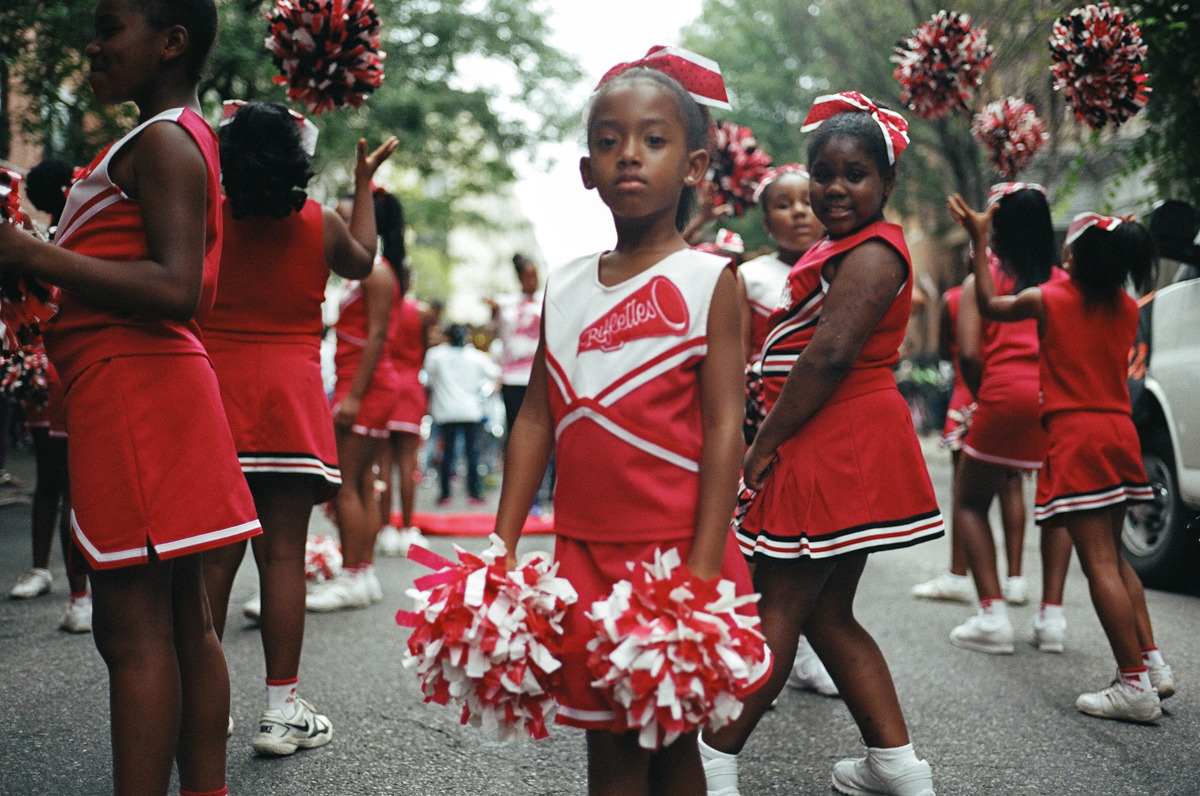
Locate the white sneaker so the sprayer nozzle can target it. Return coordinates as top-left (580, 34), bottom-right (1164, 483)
top-left (396, 526), bottom-right (428, 555)
top-left (10, 567), bottom-right (52, 599)
top-left (362, 566), bottom-right (382, 604)
top-left (911, 573), bottom-right (974, 603)
top-left (699, 737), bottom-right (740, 795)
top-left (831, 754), bottom-right (935, 796)
top-left (376, 525), bottom-right (405, 557)
top-left (242, 593), bottom-right (261, 622)
top-left (950, 613), bottom-right (1014, 654)
top-left (1076, 679), bottom-right (1161, 723)
top-left (59, 595), bottom-right (92, 633)
top-left (252, 697), bottom-right (333, 756)
top-left (786, 636), bottom-right (839, 696)
top-left (1030, 612), bottom-right (1066, 653)
top-left (1149, 663), bottom-right (1175, 699)
top-left (1002, 576), bottom-right (1029, 606)
top-left (305, 573), bottom-right (370, 612)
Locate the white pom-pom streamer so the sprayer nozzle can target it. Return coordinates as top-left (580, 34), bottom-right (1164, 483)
top-left (304, 534), bottom-right (343, 583)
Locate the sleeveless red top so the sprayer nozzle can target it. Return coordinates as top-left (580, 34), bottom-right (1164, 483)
top-left (977, 258), bottom-right (1067, 401)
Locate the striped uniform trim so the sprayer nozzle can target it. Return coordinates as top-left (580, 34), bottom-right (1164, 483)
top-left (238, 453), bottom-right (341, 484)
top-left (350, 423), bottom-right (391, 438)
top-left (385, 420), bottom-right (422, 435)
top-left (1034, 483), bottom-right (1155, 523)
top-left (759, 285), bottom-right (823, 381)
top-left (556, 405), bottom-right (700, 473)
top-left (737, 509), bottom-right (945, 560)
top-left (555, 704), bottom-right (617, 729)
top-left (961, 442), bottom-right (1043, 471)
top-left (72, 513), bottom-right (262, 567)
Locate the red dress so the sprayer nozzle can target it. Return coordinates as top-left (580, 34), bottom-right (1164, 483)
top-left (44, 107), bottom-right (260, 569)
top-left (332, 263), bottom-right (402, 437)
top-left (1033, 279), bottom-right (1152, 522)
top-left (203, 198), bottom-right (341, 500)
top-left (738, 222), bottom-right (944, 559)
top-left (385, 290), bottom-right (428, 435)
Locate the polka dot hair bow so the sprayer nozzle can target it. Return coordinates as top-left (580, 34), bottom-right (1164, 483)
top-left (986, 182), bottom-right (1048, 206)
top-left (595, 45), bottom-right (732, 111)
top-left (1066, 212), bottom-right (1123, 245)
top-left (752, 163), bottom-right (809, 204)
top-left (220, 99), bottom-right (319, 157)
top-left (800, 91), bottom-right (910, 165)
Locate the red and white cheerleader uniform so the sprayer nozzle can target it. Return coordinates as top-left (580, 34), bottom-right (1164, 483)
top-left (44, 108), bottom-right (261, 570)
top-left (940, 285), bottom-right (974, 451)
top-left (332, 264), bottom-right (401, 437)
top-left (385, 288), bottom-right (428, 436)
top-left (203, 198), bottom-right (341, 501)
top-left (738, 222), bottom-right (944, 559)
top-left (961, 258), bottom-right (1068, 470)
top-left (1034, 279), bottom-right (1153, 522)
top-left (543, 249), bottom-right (771, 730)
top-left (739, 252), bottom-right (792, 362)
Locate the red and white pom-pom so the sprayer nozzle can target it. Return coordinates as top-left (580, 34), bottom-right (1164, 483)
top-left (1049, 3), bottom-right (1150, 131)
top-left (265, 0), bottom-right (386, 115)
top-left (397, 534), bottom-right (577, 741)
top-left (708, 121), bottom-right (773, 218)
top-left (586, 547), bottom-right (770, 750)
top-left (0, 345), bottom-right (49, 408)
top-left (892, 10), bottom-right (994, 120)
top-left (0, 170), bottom-right (59, 353)
top-left (304, 534), bottom-right (343, 582)
top-left (971, 97), bottom-right (1048, 179)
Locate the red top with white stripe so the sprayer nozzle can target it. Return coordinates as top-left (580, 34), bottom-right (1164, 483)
top-left (977, 257), bottom-right (1068, 401)
top-left (543, 249), bottom-right (730, 543)
top-left (45, 108), bottom-right (222, 387)
top-left (1039, 277), bottom-right (1138, 417)
top-left (739, 252), bottom-right (792, 361)
top-left (760, 222), bottom-right (911, 410)
top-left (205, 198), bottom-right (327, 338)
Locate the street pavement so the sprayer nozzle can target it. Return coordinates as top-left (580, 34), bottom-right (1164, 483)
top-left (1, 438), bottom-right (1197, 795)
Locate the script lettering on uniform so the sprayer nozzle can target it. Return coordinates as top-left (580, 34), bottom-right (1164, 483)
top-left (578, 276), bottom-right (690, 353)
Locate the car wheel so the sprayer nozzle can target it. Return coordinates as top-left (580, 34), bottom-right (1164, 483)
top-left (1123, 420), bottom-right (1200, 589)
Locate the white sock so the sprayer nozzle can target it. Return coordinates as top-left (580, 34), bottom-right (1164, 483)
top-left (1120, 667), bottom-right (1152, 693)
top-left (266, 678), bottom-right (298, 713)
top-left (1039, 602), bottom-right (1064, 622)
top-left (868, 742), bottom-right (922, 770)
top-left (698, 737), bottom-right (738, 790)
top-left (980, 598), bottom-right (1007, 620)
top-left (1142, 647), bottom-right (1165, 667)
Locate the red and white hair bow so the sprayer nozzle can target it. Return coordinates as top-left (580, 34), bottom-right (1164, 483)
top-left (594, 45), bottom-right (731, 111)
top-left (986, 181), bottom-right (1047, 206)
top-left (220, 99), bottom-right (319, 157)
top-left (800, 91), bottom-right (909, 165)
top-left (1066, 212), bottom-right (1123, 245)
top-left (752, 163), bottom-right (809, 203)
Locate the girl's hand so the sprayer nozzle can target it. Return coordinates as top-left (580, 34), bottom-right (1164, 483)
top-left (946, 193), bottom-right (994, 241)
top-left (742, 439), bottom-right (776, 491)
top-left (356, 136), bottom-right (400, 185)
top-left (333, 395), bottom-right (362, 431)
top-left (0, 221), bottom-right (40, 270)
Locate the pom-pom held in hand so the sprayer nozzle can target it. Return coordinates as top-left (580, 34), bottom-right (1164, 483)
top-left (0, 170), bottom-right (59, 353)
top-left (1049, 3), bottom-right (1150, 131)
top-left (304, 534), bottom-right (342, 582)
top-left (397, 534), bottom-right (577, 741)
top-left (708, 121), bottom-right (773, 217)
top-left (971, 97), bottom-right (1048, 179)
top-left (892, 10), bottom-right (993, 120)
top-left (585, 547), bottom-right (769, 750)
top-left (265, 0), bottom-right (386, 115)
top-left (1, 345), bottom-right (50, 407)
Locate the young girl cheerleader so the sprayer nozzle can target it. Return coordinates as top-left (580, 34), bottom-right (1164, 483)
top-left (947, 184), bottom-right (1072, 655)
top-left (704, 92), bottom-right (942, 796)
top-left (199, 101), bottom-right (396, 755)
top-left (949, 197), bottom-right (1174, 722)
top-left (739, 164), bottom-right (837, 698)
top-left (306, 191), bottom-right (405, 612)
top-left (0, 1), bottom-right (260, 794)
top-left (494, 50), bottom-right (764, 796)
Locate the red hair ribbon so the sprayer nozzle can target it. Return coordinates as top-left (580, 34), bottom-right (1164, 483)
top-left (986, 181), bottom-right (1047, 206)
top-left (752, 163), bottom-right (809, 204)
top-left (595, 45), bottom-right (731, 111)
top-left (800, 91), bottom-right (909, 165)
top-left (220, 99), bottom-right (319, 157)
top-left (1066, 212), bottom-right (1123, 245)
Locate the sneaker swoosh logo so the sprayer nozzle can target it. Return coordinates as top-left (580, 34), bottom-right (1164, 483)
top-left (284, 719), bottom-right (312, 733)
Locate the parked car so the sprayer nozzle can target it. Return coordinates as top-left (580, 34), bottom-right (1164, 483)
top-left (1124, 200), bottom-right (1200, 590)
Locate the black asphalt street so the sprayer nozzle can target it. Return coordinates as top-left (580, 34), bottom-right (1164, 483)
top-left (1, 439), bottom-right (1197, 795)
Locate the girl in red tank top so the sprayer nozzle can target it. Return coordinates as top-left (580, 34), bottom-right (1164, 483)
top-left (951, 199), bottom-right (1172, 724)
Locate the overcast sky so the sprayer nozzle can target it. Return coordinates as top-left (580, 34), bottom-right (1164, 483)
top-left (511, 0), bottom-right (705, 269)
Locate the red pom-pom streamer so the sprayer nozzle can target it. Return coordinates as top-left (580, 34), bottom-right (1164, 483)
top-left (892, 11), bottom-right (994, 120)
top-left (305, 534), bottom-right (343, 582)
top-left (709, 121), bottom-right (773, 218)
top-left (0, 169), bottom-right (59, 353)
top-left (265, 0), bottom-right (386, 115)
top-left (1049, 3), bottom-right (1150, 131)
top-left (586, 547), bottom-right (770, 750)
top-left (971, 97), bottom-right (1048, 179)
top-left (1, 344), bottom-right (49, 408)
top-left (397, 534), bottom-right (577, 741)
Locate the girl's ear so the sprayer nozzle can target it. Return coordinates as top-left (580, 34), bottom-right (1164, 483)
top-left (161, 24), bottom-right (189, 64)
top-left (686, 148), bottom-right (709, 190)
top-left (579, 156), bottom-right (595, 191)
top-left (880, 166), bottom-right (897, 205)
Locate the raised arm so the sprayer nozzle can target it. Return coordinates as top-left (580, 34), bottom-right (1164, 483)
top-left (956, 276), bottom-right (984, 399)
top-left (324, 137), bottom-right (399, 280)
top-left (947, 193), bottom-right (1044, 325)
